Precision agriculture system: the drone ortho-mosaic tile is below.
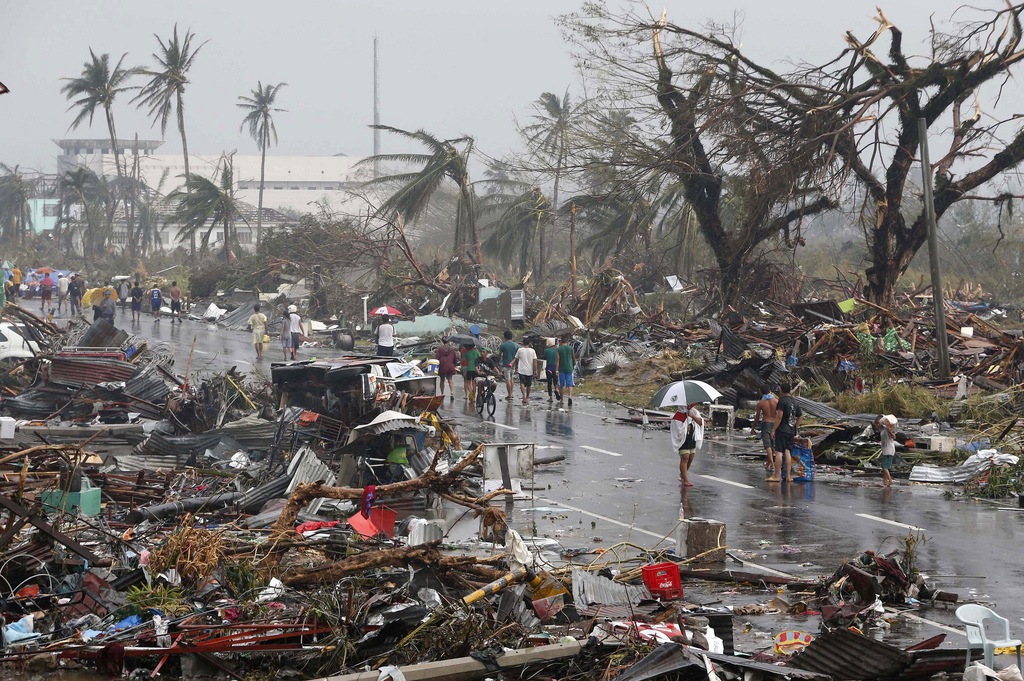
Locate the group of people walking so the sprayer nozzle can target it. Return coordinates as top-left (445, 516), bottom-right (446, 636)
top-left (430, 331), bottom-right (577, 407)
top-left (244, 302), bottom-right (304, 362)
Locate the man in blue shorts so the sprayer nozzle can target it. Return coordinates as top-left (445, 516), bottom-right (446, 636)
top-left (555, 336), bottom-right (575, 407)
top-left (770, 383), bottom-right (802, 482)
top-left (149, 284), bottom-right (164, 322)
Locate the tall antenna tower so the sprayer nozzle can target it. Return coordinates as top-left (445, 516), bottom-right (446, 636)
top-left (373, 35), bottom-right (381, 178)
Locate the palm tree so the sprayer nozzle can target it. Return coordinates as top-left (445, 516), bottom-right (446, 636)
top-left (168, 159), bottom-right (245, 263)
top-left (136, 168), bottom-right (170, 254)
top-left (0, 165), bottom-right (34, 243)
top-left (480, 186), bottom-right (552, 278)
top-left (237, 81), bottom-right (286, 247)
top-left (362, 126), bottom-right (482, 265)
top-left (61, 50), bottom-right (140, 253)
top-left (134, 25), bottom-right (207, 259)
top-left (520, 89), bottom-right (580, 279)
top-left (58, 167), bottom-right (101, 263)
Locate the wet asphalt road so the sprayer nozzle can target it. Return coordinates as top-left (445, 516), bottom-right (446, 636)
top-left (433, 380), bottom-right (1024, 650)
top-left (50, 308), bottom-right (1024, 651)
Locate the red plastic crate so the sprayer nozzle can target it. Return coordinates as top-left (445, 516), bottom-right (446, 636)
top-left (642, 562), bottom-right (681, 591)
top-left (650, 586), bottom-right (684, 600)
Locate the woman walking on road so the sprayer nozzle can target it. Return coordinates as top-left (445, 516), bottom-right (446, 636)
top-left (248, 303), bottom-right (268, 360)
top-left (280, 310), bottom-right (292, 360)
top-left (671, 403), bottom-right (705, 487)
top-left (434, 338), bottom-right (459, 401)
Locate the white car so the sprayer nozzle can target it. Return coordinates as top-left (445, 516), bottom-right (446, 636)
top-left (0, 322), bottom-right (41, 362)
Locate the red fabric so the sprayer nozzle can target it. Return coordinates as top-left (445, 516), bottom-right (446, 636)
top-left (435, 346), bottom-right (459, 375)
top-left (361, 485), bottom-right (377, 518)
top-left (295, 520), bottom-right (340, 534)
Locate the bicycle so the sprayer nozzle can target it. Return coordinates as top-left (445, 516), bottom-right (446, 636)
top-left (475, 374), bottom-right (498, 417)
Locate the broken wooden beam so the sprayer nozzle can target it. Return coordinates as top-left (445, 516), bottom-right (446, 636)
top-left (312, 640), bottom-right (583, 681)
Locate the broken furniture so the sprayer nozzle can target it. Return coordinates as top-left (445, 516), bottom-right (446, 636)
top-left (957, 604), bottom-right (1023, 670)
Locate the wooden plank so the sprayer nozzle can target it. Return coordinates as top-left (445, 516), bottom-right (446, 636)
top-left (0, 495), bottom-right (108, 566)
top-left (314, 640), bottom-right (583, 681)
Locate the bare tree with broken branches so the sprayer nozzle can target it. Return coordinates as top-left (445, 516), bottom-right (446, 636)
top-left (559, 4), bottom-right (839, 309)
top-left (560, 3), bottom-right (1024, 307)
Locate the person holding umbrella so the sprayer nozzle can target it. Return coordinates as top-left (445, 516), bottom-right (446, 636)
top-left (671, 403), bottom-right (705, 487)
top-left (649, 379), bottom-right (721, 486)
top-left (375, 314), bottom-right (396, 356)
top-left (97, 289), bottom-right (117, 323)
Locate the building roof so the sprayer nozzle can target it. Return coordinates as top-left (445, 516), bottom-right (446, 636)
top-left (53, 138), bottom-right (164, 151)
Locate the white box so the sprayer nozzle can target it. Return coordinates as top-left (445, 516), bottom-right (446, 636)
top-left (924, 436), bottom-right (955, 452)
top-left (0, 417), bottom-right (15, 440)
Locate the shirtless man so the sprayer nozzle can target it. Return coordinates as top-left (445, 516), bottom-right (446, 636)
top-left (752, 389), bottom-right (779, 476)
top-left (168, 281), bottom-right (183, 323)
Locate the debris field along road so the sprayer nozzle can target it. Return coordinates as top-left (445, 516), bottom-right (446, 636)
top-left (152, 310), bottom-right (1024, 637)
top-left (436, 385), bottom-right (1024, 638)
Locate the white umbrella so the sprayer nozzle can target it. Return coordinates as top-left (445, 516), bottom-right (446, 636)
top-left (649, 380), bottom-right (722, 408)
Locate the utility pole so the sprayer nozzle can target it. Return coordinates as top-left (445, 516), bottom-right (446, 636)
top-left (373, 35), bottom-right (381, 178)
top-left (917, 118), bottom-right (950, 379)
top-left (570, 202), bottom-right (578, 300)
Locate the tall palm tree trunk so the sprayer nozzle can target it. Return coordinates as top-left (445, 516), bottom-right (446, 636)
top-left (543, 141), bottom-right (566, 282)
top-left (461, 177), bottom-right (482, 265)
top-left (257, 127), bottom-right (267, 247)
top-left (176, 91), bottom-right (196, 260)
top-left (103, 105), bottom-right (134, 256)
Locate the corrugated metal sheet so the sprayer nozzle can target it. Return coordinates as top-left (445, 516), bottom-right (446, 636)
top-left (112, 453), bottom-right (189, 470)
top-left (286, 446), bottom-right (336, 514)
top-left (217, 304), bottom-right (253, 331)
top-left (137, 431), bottom-right (223, 459)
top-left (616, 643), bottom-right (697, 681)
top-left (78, 319), bottom-right (130, 349)
top-left (215, 416), bottom-right (279, 450)
top-left (572, 568), bottom-right (652, 612)
top-left (3, 384), bottom-right (91, 419)
top-left (788, 628), bottom-right (908, 679)
top-left (124, 367), bottom-right (173, 404)
top-left (793, 396), bottom-right (851, 421)
top-left (51, 355), bottom-right (136, 385)
top-left (357, 419), bottom-right (431, 436)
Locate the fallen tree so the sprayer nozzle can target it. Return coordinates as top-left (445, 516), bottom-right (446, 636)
top-left (270, 445), bottom-right (508, 535)
top-left (281, 541), bottom-right (507, 587)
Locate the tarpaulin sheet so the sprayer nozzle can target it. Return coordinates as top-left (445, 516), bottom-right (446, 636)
top-left (909, 450), bottom-right (1019, 483)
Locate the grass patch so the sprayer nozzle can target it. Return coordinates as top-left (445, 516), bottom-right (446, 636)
top-left (578, 352), bottom-right (696, 409)
top-left (802, 381), bottom-right (836, 402)
top-left (836, 382), bottom-right (949, 420)
top-left (578, 375), bottom-right (664, 409)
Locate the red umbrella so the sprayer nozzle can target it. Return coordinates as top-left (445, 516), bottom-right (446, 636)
top-left (369, 305), bottom-right (401, 316)
top-left (35, 267), bottom-right (55, 274)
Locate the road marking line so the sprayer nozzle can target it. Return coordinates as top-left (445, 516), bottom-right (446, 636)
top-left (580, 445), bottom-right (622, 457)
top-left (855, 513), bottom-right (926, 532)
top-left (699, 475), bottom-right (755, 489)
top-left (887, 609), bottom-right (964, 636)
top-left (536, 445), bottom-right (564, 449)
top-left (537, 498), bottom-right (670, 541)
top-left (486, 422), bottom-right (519, 430)
top-left (538, 498), bottom-right (798, 579)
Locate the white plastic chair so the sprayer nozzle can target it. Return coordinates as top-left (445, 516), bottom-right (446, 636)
top-left (956, 604), bottom-right (1022, 670)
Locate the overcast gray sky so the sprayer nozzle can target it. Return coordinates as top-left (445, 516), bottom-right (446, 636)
top-left (0, 0), bottom-right (996, 173)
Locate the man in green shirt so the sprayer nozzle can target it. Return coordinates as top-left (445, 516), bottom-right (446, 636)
top-left (543, 342), bottom-right (560, 401)
top-left (556, 336), bottom-right (575, 407)
top-left (498, 330), bottom-right (518, 400)
top-left (462, 345), bottom-right (482, 402)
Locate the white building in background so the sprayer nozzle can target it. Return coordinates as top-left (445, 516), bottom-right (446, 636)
top-left (54, 138), bottom-right (165, 176)
top-left (52, 138), bottom-right (371, 216)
